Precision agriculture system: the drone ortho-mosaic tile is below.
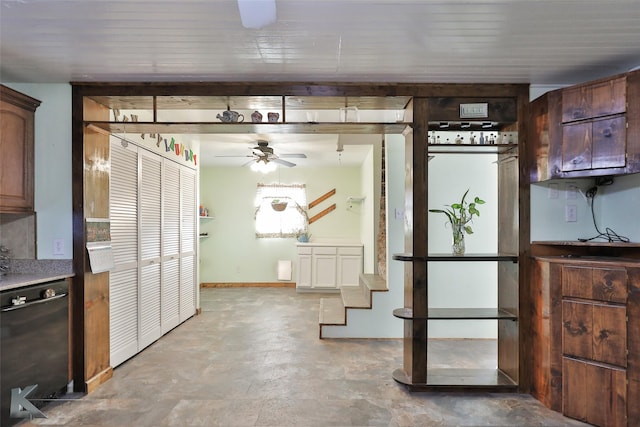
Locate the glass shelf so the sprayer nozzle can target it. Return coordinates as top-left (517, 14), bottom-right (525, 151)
top-left (393, 307), bottom-right (517, 321)
top-left (392, 253), bottom-right (518, 263)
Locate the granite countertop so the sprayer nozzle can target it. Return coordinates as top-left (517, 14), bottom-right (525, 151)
top-left (0, 259), bottom-right (74, 292)
top-left (0, 272), bottom-right (75, 292)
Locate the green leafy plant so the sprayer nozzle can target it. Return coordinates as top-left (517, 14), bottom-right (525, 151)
top-left (429, 189), bottom-right (485, 235)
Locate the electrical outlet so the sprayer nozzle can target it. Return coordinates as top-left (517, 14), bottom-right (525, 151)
top-left (53, 238), bottom-right (64, 256)
top-left (566, 182), bottom-right (578, 199)
top-left (565, 205), bottom-right (577, 222)
top-left (394, 208), bottom-right (404, 220)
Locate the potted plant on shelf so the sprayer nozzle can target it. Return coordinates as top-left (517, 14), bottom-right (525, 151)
top-left (428, 189), bottom-right (485, 255)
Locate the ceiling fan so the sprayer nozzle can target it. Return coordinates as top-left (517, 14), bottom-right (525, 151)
top-left (217, 140), bottom-right (307, 168)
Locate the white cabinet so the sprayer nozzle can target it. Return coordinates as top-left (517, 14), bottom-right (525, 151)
top-left (296, 243), bottom-right (363, 291)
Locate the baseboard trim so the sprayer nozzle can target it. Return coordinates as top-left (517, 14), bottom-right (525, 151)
top-left (85, 367), bottom-right (113, 394)
top-left (200, 282), bottom-right (296, 288)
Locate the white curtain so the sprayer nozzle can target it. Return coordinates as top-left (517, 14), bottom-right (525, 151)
top-left (255, 183), bottom-right (307, 238)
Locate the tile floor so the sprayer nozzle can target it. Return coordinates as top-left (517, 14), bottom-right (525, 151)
top-left (21, 288), bottom-right (588, 426)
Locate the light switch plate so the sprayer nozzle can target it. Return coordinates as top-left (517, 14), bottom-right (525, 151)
top-left (565, 205), bottom-right (577, 222)
top-left (548, 183), bottom-right (559, 199)
top-left (53, 238), bottom-right (64, 255)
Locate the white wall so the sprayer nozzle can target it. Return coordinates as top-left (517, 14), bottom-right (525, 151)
top-left (359, 142), bottom-right (380, 274)
top-left (427, 153), bottom-right (499, 339)
top-left (531, 175), bottom-right (640, 242)
top-left (3, 83), bottom-right (73, 260)
top-left (321, 133), bottom-right (405, 338)
top-left (199, 165), bottom-right (364, 283)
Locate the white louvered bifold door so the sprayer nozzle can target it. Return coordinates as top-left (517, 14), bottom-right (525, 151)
top-left (138, 150), bottom-right (162, 350)
top-left (109, 139), bottom-right (139, 367)
top-left (180, 166), bottom-right (197, 322)
top-left (161, 159), bottom-right (181, 333)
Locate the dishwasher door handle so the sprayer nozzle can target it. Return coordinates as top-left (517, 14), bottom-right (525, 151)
top-left (1, 292), bottom-right (68, 312)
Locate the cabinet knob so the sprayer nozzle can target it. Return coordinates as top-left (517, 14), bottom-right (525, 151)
top-left (602, 127), bottom-right (612, 138)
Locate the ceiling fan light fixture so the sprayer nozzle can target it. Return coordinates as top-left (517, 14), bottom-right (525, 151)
top-left (250, 159), bottom-right (277, 173)
top-left (237, 0), bottom-right (277, 29)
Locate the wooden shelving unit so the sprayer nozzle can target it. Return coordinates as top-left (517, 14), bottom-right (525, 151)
top-left (392, 89), bottom-right (528, 392)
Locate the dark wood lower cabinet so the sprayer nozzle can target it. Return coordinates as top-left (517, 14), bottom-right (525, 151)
top-left (563, 358), bottom-right (627, 427)
top-left (531, 253), bottom-right (640, 427)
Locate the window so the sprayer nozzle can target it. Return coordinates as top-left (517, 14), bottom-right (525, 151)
top-left (255, 183), bottom-right (307, 238)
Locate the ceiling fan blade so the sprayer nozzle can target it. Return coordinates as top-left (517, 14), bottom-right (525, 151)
top-left (279, 153), bottom-right (307, 159)
top-left (242, 159), bottom-right (257, 167)
top-left (215, 154), bottom-right (254, 157)
top-left (272, 158), bottom-right (296, 167)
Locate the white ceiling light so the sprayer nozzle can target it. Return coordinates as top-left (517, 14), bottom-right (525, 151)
top-left (237, 0), bottom-right (277, 29)
top-left (250, 159), bottom-right (277, 173)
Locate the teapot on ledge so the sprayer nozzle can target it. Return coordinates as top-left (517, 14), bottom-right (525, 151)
top-left (217, 110), bottom-right (244, 123)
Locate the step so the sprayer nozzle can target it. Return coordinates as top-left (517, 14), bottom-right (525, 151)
top-left (319, 297), bottom-right (345, 325)
top-left (341, 286), bottom-right (370, 308)
top-left (360, 273), bottom-right (387, 291)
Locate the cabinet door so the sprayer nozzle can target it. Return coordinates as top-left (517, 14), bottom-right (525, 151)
top-left (296, 254), bottom-right (312, 289)
top-left (593, 303), bottom-right (627, 367)
top-left (562, 86), bottom-right (591, 122)
top-left (0, 97), bottom-right (35, 212)
top-left (562, 122), bottom-right (592, 171)
top-left (592, 116), bottom-right (626, 170)
top-left (313, 255), bottom-right (337, 288)
top-left (562, 300), bottom-right (592, 360)
top-left (563, 357), bottom-right (627, 427)
top-left (337, 255), bottom-right (361, 287)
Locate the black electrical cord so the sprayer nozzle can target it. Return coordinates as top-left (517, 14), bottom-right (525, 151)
top-left (578, 184), bottom-right (630, 243)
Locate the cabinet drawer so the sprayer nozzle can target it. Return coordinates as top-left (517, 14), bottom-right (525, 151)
top-left (563, 357), bottom-right (627, 427)
top-left (563, 265), bottom-right (627, 303)
top-left (562, 300), bottom-right (627, 367)
top-left (338, 246), bottom-right (362, 256)
top-left (313, 246), bottom-right (337, 255)
top-left (297, 247), bottom-right (312, 255)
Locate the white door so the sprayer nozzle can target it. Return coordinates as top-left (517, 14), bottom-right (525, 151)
top-left (109, 139), bottom-right (139, 367)
top-left (138, 150), bottom-right (162, 350)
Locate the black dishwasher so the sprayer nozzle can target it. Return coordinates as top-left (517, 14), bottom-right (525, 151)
top-left (1, 279), bottom-right (69, 426)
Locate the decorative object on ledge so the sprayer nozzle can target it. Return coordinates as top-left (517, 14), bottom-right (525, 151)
top-left (296, 231), bottom-right (311, 242)
top-left (428, 189), bottom-right (485, 255)
top-left (271, 199), bottom-right (288, 212)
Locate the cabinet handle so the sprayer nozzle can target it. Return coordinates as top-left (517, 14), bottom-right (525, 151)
top-left (572, 109), bottom-right (585, 119)
top-left (602, 127), bottom-right (612, 137)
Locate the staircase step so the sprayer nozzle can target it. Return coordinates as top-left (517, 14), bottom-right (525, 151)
top-left (361, 273), bottom-right (387, 291)
top-left (341, 286), bottom-right (370, 308)
top-left (319, 297), bottom-right (345, 325)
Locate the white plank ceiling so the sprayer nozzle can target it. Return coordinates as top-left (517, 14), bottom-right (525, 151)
top-left (2, 0), bottom-right (640, 167)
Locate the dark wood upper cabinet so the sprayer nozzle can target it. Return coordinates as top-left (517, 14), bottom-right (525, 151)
top-left (530, 70), bottom-right (640, 181)
top-left (0, 85), bottom-right (41, 213)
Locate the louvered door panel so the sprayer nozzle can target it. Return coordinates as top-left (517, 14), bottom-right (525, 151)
top-left (180, 254), bottom-right (196, 322)
top-left (138, 151), bottom-right (162, 350)
top-left (163, 161), bottom-right (180, 257)
top-left (161, 256), bottom-right (181, 333)
top-left (109, 139), bottom-right (139, 367)
top-left (139, 262), bottom-right (161, 349)
top-left (140, 151), bottom-right (161, 261)
top-left (180, 167), bottom-right (196, 255)
top-left (109, 267), bottom-right (138, 367)
top-left (110, 141), bottom-right (138, 268)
